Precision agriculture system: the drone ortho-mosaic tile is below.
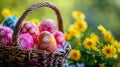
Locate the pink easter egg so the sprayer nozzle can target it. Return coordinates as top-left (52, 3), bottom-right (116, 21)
top-left (38, 31), bottom-right (57, 53)
top-left (0, 26), bottom-right (13, 46)
top-left (21, 21), bottom-right (39, 43)
top-left (39, 19), bottom-right (56, 33)
top-left (19, 33), bottom-right (34, 51)
top-left (53, 31), bottom-right (65, 47)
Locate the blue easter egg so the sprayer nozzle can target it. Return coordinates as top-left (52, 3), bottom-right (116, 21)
top-left (3, 16), bottom-right (18, 31)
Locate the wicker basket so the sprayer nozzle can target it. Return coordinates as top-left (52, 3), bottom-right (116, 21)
top-left (0, 2), bottom-right (71, 67)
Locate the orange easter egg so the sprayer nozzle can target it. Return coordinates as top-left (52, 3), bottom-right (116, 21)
top-left (37, 31), bottom-right (57, 53)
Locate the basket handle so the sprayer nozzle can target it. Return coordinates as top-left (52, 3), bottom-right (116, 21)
top-left (12, 2), bottom-right (63, 46)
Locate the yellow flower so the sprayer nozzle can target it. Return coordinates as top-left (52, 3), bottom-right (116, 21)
top-left (115, 42), bottom-right (120, 53)
top-left (97, 25), bottom-right (106, 34)
top-left (98, 25), bottom-right (114, 42)
top-left (83, 38), bottom-right (96, 50)
top-left (99, 64), bottom-right (105, 67)
top-left (75, 20), bottom-right (88, 32)
top-left (112, 40), bottom-right (118, 46)
top-left (110, 38), bottom-right (115, 45)
top-left (102, 45), bottom-right (116, 58)
top-left (90, 33), bottom-right (99, 43)
top-left (1, 9), bottom-right (11, 18)
top-left (72, 11), bottom-right (85, 20)
top-left (71, 23), bottom-right (80, 31)
top-left (31, 19), bottom-right (39, 25)
top-left (69, 49), bottom-right (81, 61)
top-left (64, 33), bottom-right (72, 40)
top-left (103, 31), bottom-right (113, 42)
top-left (68, 24), bottom-right (80, 38)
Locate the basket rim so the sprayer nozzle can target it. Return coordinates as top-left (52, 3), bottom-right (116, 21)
top-left (0, 42), bottom-right (70, 54)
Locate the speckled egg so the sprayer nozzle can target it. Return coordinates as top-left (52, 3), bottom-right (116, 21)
top-left (39, 19), bottom-right (56, 33)
top-left (21, 21), bottom-right (39, 43)
top-left (19, 33), bottom-right (34, 51)
top-left (38, 31), bottom-right (57, 53)
top-left (0, 26), bottom-right (13, 46)
top-left (3, 16), bottom-right (18, 30)
top-left (53, 31), bottom-right (65, 47)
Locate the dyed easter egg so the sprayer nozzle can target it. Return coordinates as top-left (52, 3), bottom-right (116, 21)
top-left (21, 21), bottom-right (39, 43)
top-left (0, 26), bottom-right (13, 46)
top-left (3, 16), bottom-right (18, 30)
top-left (38, 31), bottom-right (57, 53)
top-left (39, 19), bottom-right (56, 33)
top-left (53, 31), bottom-right (65, 47)
top-left (19, 33), bottom-right (34, 51)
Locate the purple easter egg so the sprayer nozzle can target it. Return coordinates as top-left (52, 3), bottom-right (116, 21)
top-left (19, 33), bottom-right (34, 50)
top-left (0, 26), bottom-right (13, 46)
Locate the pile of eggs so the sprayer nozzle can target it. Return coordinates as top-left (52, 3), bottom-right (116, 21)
top-left (0, 16), bottom-right (65, 53)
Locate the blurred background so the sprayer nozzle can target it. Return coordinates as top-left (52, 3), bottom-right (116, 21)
top-left (0, 0), bottom-right (120, 40)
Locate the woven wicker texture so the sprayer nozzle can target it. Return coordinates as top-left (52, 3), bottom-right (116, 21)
top-left (0, 2), bottom-right (71, 67)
